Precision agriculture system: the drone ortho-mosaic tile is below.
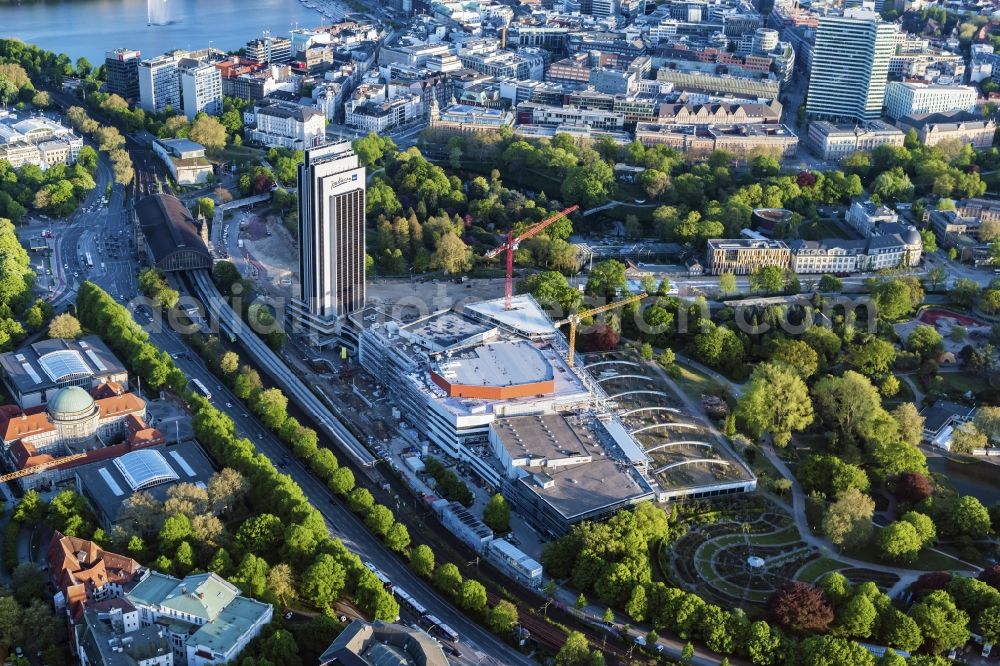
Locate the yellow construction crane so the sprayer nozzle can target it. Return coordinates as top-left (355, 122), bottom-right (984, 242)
top-left (556, 292), bottom-right (647, 368)
top-left (0, 451), bottom-right (88, 484)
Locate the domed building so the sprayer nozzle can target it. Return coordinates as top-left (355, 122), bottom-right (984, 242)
top-left (47, 386), bottom-right (101, 445)
top-left (0, 383), bottom-right (150, 487)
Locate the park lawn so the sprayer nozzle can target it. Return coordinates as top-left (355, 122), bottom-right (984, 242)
top-left (847, 539), bottom-right (975, 573)
top-left (799, 218), bottom-right (853, 241)
top-left (672, 361), bottom-right (733, 403)
top-left (795, 557), bottom-right (843, 583)
top-left (936, 372), bottom-right (992, 400)
top-left (753, 525), bottom-right (802, 546)
top-left (218, 144), bottom-right (266, 164)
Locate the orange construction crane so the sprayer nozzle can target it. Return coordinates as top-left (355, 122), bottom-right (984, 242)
top-left (0, 451), bottom-right (88, 484)
top-left (556, 292), bottom-right (647, 368)
top-left (484, 205), bottom-right (579, 311)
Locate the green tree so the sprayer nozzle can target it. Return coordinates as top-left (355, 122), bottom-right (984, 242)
top-left (586, 260), bottom-right (627, 298)
top-left (822, 488), bottom-right (875, 550)
top-left (489, 600), bottom-right (519, 635)
top-left (430, 232), bottom-right (472, 274)
top-left (901, 510), bottom-right (936, 547)
top-left (48, 313), bottom-right (81, 339)
top-left (878, 520), bottom-right (923, 563)
top-left (719, 272), bottom-right (737, 294)
top-left (908, 590), bottom-right (970, 653)
top-left (347, 487), bottom-right (374, 514)
top-left (433, 563), bottom-right (462, 596)
top-left (328, 466), bottom-right (355, 495)
top-left (482, 493), bottom-right (510, 532)
top-left (796, 635), bottom-right (875, 666)
top-left (626, 584), bottom-right (647, 621)
top-left (0, 596), bottom-right (23, 650)
top-left (749, 265), bottom-right (785, 293)
top-left (846, 337), bottom-right (896, 377)
top-left (770, 339), bottom-right (819, 378)
top-left (459, 579), bottom-right (488, 613)
top-left (893, 403), bottom-right (925, 447)
top-left (410, 544), bottom-right (435, 577)
top-left (906, 325), bottom-right (944, 360)
top-left (978, 605), bottom-right (1000, 643)
top-left (385, 522), bottom-right (410, 553)
top-left (232, 553), bottom-right (268, 598)
top-left (736, 363), bottom-right (814, 446)
top-left (952, 422), bottom-right (988, 454)
top-left (300, 554), bottom-right (346, 611)
top-left (365, 505), bottom-right (395, 536)
top-left (266, 563), bottom-right (297, 606)
top-left (555, 631), bottom-right (593, 666)
top-left (882, 609), bottom-right (923, 652)
top-left (190, 115), bottom-right (226, 150)
top-left (819, 274), bottom-right (843, 292)
top-left (950, 495), bottom-right (991, 537)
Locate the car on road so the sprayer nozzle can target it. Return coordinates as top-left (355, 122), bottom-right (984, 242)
top-left (225, 402), bottom-right (232, 408)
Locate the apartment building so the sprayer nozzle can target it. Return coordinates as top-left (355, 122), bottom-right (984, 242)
top-left (706, 238), bottom-right (792, 275)
top-left (883, 81), bottom-right (977, 120)
top-left (635, 122), bottom-right (798, 158)
top-left (127, 572), bottom-right (272, 666)
top-left (428, 101), bottom-right (515, 134)
top-left (896, 111), bottom-right (996, 149)
top-left (957, 198), bottom-right (1000, 224)
top-left (517, 101), bottom-right (625, 130)
top-left (245, 99), bottom-right (326, 149)
top-left (806, 9), bottom-right (896, 122)
top-left (0, 114), bottom-right (83, 169)
top-left (104, 48), bottom-right (141, 102)
top-left (847, 199), bottom-right (898, 236)
top-left (930, 208), bottom-right (981, 247)
top-left (179, 59), bottom-right (223, 120)
top-left (458, 49), bottom-right (545, 80)
top-left (808, 119), bottom-right (904, 161)
top-left (245, 35), bottom-right (292, 64)
top-left (345, 94), bottom-right (422, 132)
top-left (138, 54), bottom-right (180, 113)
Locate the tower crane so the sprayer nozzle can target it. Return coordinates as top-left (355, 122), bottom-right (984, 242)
top-left (0, 451), bottom-right (88, 484)
top-left (484, 205), bottom-right (579, 311)
top-left (555, 292), bottom-right (648, 368)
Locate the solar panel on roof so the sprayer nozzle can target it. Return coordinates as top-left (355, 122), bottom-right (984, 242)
top-left (21, 363), bottom-right (42, 385)
top-left (98, 467), bottom-right (125, 496)
top-left (84, 350), bottom-right (107, 372)
top-left (168, 450), bottom-right (197, 477)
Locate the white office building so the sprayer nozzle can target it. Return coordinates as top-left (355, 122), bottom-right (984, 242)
top-left (138, 54), bottom-right (180, 113)
top-left (806, 9), bottom-right (896, 122)
top-left (287, 142), bottom-right (366, 346)
top-left (179, 59), bottom-right (223, 120)
top-left (883, 82), bottom-right (977, 120)
top-left (245, 99), bottom-right (326, 150)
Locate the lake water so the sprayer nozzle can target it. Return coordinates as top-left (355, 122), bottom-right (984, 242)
top-left (927, 454), bottom-right (1000, 506)
top-left (0, 0), bottom-right (325, 64)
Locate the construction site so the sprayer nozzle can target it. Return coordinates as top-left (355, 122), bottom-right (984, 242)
top-left (348, 205), bottom-right (755, 540)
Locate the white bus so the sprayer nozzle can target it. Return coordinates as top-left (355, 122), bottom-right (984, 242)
top-left (191, 378), bottom-right (212, 401)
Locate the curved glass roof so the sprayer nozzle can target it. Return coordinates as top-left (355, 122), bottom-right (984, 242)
top-left (114, 450), bottom-right (179, 491)
top-left (38, 350), bottom-right (91, 383)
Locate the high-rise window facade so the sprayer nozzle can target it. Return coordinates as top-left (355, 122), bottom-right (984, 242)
top-left (806, 9), bottom-right (896, 122)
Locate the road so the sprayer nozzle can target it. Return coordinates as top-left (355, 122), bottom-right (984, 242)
top-left (27, 140), bottom-right (532, 664)
top-left (186, 269), bottom-right (375, 466)
top-left (172, 273), bottom-right (532, 665)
